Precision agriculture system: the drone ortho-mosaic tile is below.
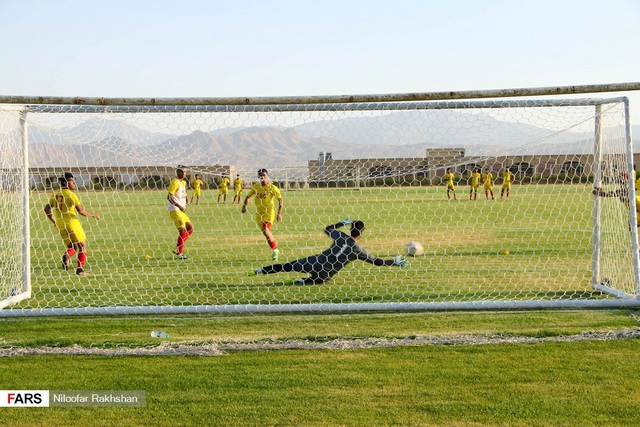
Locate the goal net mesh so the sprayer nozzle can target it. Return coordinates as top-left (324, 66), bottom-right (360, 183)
top-left (1, 98), bottom-right (637, 315)
top-left (0, 108), bottom-right (27, 309)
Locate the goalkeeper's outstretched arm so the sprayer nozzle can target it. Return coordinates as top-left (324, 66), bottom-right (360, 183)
top-left (360, 252), bottom-right (408, 268)
top-left (324, 218), bottom-right (409, 268)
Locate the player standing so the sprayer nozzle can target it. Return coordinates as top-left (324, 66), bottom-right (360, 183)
top-left (167, 167), bottom-right (193, 259)
top-left (233, 174), bottom-right (243, 204)
top-left (241, 168), bottom-right (283, 261)
top-left (190, 173), bottom-right (204, 205)
top-left (482, 167), bottom-right (495, 200)
top-left (43, 172), bottom-right (101, 276)
top-left (469, 168), bottom-right (481, 201)
top-left (443, 168), bottom-right (457, 200)
top-left (247, 219), bottom-right (408, 284)
top-left (500, 168), bottom-right (515, 200)
top-left (217, 175), bottom-right (230, 203)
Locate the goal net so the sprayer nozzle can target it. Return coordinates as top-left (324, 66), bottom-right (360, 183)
top-left (0, 108), bottom-right (30, 310)
top-left (1, 97), bottom-right (638, 316)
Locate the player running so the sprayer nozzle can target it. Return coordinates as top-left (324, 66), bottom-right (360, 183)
top-left (167, 167), bottom-right (193, 259)
top-left (247, 219), bottom-right (408, 284)
top-left (43, 172), bottom-right (101, 276)
top-left (241, 168), bottom-right (283, 261)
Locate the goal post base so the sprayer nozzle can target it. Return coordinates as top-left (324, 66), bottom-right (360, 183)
top-left (0, 290), bottom-right (31, 311)
top-left (592, 282), bottom-right (637, 300)
top-left (3, 299), bottom-right (640, 318)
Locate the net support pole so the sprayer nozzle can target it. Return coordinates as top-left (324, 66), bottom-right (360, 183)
top-left (623, 98), bottom-right (640, 297)
top-left (591, 105), bottom-right (603, 287)
top-left (20, 109), bottom-right (31, 298)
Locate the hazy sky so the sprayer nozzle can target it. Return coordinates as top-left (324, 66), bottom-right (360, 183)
top-left (1, 0), bottom-right (639, 124)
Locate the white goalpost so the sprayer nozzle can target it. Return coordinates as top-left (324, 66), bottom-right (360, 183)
top-left (0, 108), bottom-right (31, 310)
top-left (1, 85), bottom-right (639, 316)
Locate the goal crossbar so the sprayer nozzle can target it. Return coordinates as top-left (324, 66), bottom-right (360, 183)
top-left (1, 81), bottom-right (639, 106)
top-left (20, 96), bottom-right (633, 114)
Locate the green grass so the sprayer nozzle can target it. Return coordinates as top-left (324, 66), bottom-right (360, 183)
top-left (0, 310), bottom-right (636, 347)
top-left (1, 341), bottom-right (639, 426)
top-left (18, 184), bottom-right (633, 311)
top-left (1, 310), bottom-right (640, 426)
top-left (2, 184), bottom-right (639, 425)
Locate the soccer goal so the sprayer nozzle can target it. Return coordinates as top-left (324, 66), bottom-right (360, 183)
top-left (1, 91), bottom-right (639, 316)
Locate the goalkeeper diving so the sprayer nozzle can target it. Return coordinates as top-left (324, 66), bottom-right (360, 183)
top-left (248, 219), bottom-right (409, 284)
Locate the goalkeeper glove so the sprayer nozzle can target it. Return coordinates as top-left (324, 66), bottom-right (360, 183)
top-left (341, 217), bottom-right (352, 226)
top-left (393, 256), bottom-right (408, 268)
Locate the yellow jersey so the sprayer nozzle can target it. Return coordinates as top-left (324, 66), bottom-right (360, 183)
top-left (470, 171), bottom-right (481, 187)
top-left (49, 189), bottom-right (82, 224)
top-left (247, 182), bottom-right (282, 223)
top-left (234, 178), bottom-right (243, 191)
top-left (191, 179), bottom-right (204, 191)
top-left (218, 177), bottom-right (230, 190)
top-left (443, 172), bottom-right (455, 188)
top-left (167, 178), bottom-right (187, 211)
top-left (483, 172), bottom-right (494, 188)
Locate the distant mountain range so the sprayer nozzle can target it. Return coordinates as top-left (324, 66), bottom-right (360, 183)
top-left (27, 113), bottom-right (640, 170)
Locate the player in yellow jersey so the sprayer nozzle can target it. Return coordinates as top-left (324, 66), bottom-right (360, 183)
top-left (167, 167), bottom-right (193, 259)
top-left (190, 173), bottom-right (204, 205)
top-left (469, 168), bottom-right (481, 201)
top-left (500, 168), bottom-right (514, 200)
top-left (217, 175), bottom-right (231, 203)
top-left (443, 168), bottom-right (457, 200)
top-left (241, 168), bottom-right (284, 261)
top-left (43, 172), bottom-right (101, 276)
top-left (233, 174), bottom-right (243, 204)
top-left (482, 167), bottom-right (495, 200)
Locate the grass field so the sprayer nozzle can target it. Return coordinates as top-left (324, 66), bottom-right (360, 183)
top-left (16, 183), bottom-right (634, 312)
top-left (2, 183), bottom-right (639, 425)
top-left (1, 310), bottom-right (640, 426)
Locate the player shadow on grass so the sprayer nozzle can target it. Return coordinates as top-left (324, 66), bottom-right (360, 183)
top-left (237, 279), bottom-right (312, 287)
top-left (189, 280), bottom-right (311, 289)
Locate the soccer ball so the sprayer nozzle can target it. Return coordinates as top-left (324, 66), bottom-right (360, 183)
top-left (405, 241), bottom-right (425, 257)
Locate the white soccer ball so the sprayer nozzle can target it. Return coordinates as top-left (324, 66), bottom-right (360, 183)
top-left (405, 241), bottom-right (425, 257)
